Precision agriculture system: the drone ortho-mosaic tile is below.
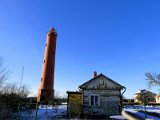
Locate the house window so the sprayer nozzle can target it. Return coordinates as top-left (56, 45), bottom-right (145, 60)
top-left (90, 94), bottom-right (99, 106)
top-left (52, 51), bottom-right (54, 55)
top-left (95, 96), bottom-right (98, 105)
top-left (91, 96), bottom-right (94, 105)
top-left (99, 80), bottom-right (104, 85)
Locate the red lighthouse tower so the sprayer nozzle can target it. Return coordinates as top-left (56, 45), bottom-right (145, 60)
top-left (37, 28), bottom-right (57, 102)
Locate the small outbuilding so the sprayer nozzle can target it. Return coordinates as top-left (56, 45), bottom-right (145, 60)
top-left (66, 91), bottom-right (82, 117)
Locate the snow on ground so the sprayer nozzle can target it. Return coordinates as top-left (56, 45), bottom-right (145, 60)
top-left (109, 115), bottom-right (127, 120)
top-left (124, 105), bottom-right (160, 120)
top-left (124, 105), bottom-right (160, 114)
top-left (18, 105), bottom-right (160, 120)
top-left (19, 105), bottom-right (67, 119)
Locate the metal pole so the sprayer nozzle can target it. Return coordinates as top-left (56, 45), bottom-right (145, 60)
top-left (144, 102), bottom-right (147, 119)
top-left (34, 102), bottom-right (38, 120)
top-left (17, 102), bottom-right (21, 119)
top-left (144, 95), bottom-right (147, 119)
top-left (19, 66), bottom-right (24, 89)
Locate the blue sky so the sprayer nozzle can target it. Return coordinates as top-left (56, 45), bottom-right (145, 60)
top-left (0, 0), bottom-right (160, 98)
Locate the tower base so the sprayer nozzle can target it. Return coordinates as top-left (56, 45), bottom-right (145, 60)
top-left (37, 89), bottom-right (54, 103)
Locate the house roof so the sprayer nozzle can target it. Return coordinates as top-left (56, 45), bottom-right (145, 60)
top-left (134, 89), bottom-right (157, 95)
top-left (66, 91), bottom-right (82, 94)
top-left (155, 95), bottom-right (160, 98)
top-left (79, 73), bottom-right (125, 90)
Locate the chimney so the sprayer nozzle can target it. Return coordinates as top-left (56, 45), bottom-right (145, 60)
top-left (94, 71), bottom-right (97, 78)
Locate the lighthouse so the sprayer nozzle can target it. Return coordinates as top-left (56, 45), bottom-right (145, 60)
top-left (37, 28), bottom-right (57, 102)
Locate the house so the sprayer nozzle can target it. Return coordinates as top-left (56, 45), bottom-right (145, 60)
top-left (133, 89), bottom-right (156, 103)
top-left (79, 72), bottom-right (126, 117)
top-left (155, 95), bottom-right (160, 103)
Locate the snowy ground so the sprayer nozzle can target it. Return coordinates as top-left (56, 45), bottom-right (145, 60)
top-left (18, 105), bottom-right (160, 120)
top-left (124, 105), bottom-right (160, 113)
top-left (18, 105), bottom-right (67, 120)
top-left (124, 105), bottom-right (160, 120)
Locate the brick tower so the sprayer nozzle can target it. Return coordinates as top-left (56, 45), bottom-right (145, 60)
top-left (37, 28), bottom-right (57, 102)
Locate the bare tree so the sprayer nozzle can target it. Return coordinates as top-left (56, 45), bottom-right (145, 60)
top-left (145, 72), bottom-right (160, 89)
top-left (54, 90), bottom-right (61, 99)
top-left (0, 57), bottom-right (30, 119)
top-left (0, 57), bottom-right (9, 93)
top-left (2, 82), bottom-right (30, 97)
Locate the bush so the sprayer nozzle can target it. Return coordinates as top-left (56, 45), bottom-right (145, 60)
top-left (0, 83), bottom-right (30, 119)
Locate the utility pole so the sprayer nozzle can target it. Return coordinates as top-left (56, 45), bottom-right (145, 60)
top-left (18, 66), bottom-right (24, 118)
top-left (19, 66), bottom-right (24, 89)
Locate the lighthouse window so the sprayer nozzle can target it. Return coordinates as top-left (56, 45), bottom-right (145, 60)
top-left (46, 43), bottom-right (47, 46)
top-left (43, 60), bottom-right (45, 63)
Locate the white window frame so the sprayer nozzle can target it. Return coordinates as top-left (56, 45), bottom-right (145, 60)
top-left (89, 94), bottom-right (100, 106)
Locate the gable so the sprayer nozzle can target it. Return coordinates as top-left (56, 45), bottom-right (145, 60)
top-left (79, 74), bottom-right (124, 90)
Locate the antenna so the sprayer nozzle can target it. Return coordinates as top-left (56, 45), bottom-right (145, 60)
top-left (19, 66), bottom-right (24, 89)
